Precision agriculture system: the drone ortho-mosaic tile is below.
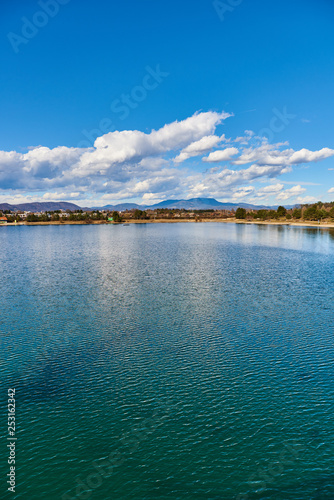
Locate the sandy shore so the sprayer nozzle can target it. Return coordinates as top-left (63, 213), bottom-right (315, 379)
top-left (2, 219), bottom-right (334, 228)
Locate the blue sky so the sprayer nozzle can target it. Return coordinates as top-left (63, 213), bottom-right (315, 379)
top-left (1, 0), bottom-right (334, 206)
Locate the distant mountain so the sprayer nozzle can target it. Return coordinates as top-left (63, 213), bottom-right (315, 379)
top-left (0, 198), bottom-right (296, 213)
top-left (145, 198), bottom-right (296, 210)
top-left (0, 202), bottom-right (81, 212)
top-left (144, 198), bottom-right (270, 210)
top-left (0, 203), bottom-right (14, 212)
top-left (91, 203), bottom-right (142, 211)
top-left (90, 198), bottom-right (268, 211)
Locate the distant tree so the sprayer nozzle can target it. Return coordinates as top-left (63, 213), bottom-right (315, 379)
top-left (94, 210), bottom-right (103, 220)
top-left (235, 207), bottom-right (247, 219)
top-left (257, 209), bottom-right (269, 220)
top-left (133, 209), bottom-right (147, 220)
top-left (277, 206), bottom-right (287, 217)
top-left (303, 205), bottom-right (318, 220)
top-left (26, 214), bottom-right (39, 222)
top-left (268, 210), bottom-right (279, 219)
top-left (318, 209), bottom-right (328, 220)
top-left (112, 211), bottom-right (122, 223)
top-left (292, 208), bottom-right (302, 219)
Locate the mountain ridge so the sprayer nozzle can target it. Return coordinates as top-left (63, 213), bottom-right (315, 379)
top-left (94, 198), bottom-right (295, 211)
top-left (0, 202), bottom-right (81, 212)
top-left (0, 198), bottom-right (296, 212)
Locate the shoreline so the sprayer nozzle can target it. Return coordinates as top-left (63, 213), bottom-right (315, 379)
top-left (2, 219), bottom-right (334, 228)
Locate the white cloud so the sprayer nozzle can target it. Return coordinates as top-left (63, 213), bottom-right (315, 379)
top-left (0, 110), bottom-right (333, 205)
top-left (202, 147), bottom-right (239, 162)
top-left (276, 185), bottom-right (306, 201)
top-left (296, 196), bottom-right (317, 204)
top-left (281, 181), bottom-right (321, 186)
top-left (186, 164), bottom-right (292, 199)
top-left (174, 135), bottom-right (225, 163)
top-left (288, 148), bottom-right (334, 164)
top-left (328, 187), bottom-right (334, 193)
top-left (255, 183), bottom-right (284, 197)
top-left (232, 144), bottom-right (334, 167)
top-left (76, 111), bottom-right (231, 176)
top-left (231, 186), bottom-right (255, 199)
top-left (42, 191), bottom-right (81, 200)
top-left (142, 193), bottom-right (164, 202)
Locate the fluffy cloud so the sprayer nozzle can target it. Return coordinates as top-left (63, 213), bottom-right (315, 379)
top-left (174, 135), bottom-right (226, 163)
top-left (202, 147), bottom-right (239, 162)
top-left (231, 186), bottom-right (255, 199)
top-left (296, 196), bottom-right (317, 204)
top-left (276, 185), bottom-right (306, 201)
top-left (232, 144), bottom-right (334, 167)
top-left (255, 183), bottom-right (284, 197)
top-left (328, 187), bottom-right (334, 193)
top-left (42, 192), bottom-right (81, 200)
top-left (76, 111), bottom-right (231, 176)
top-left (187, 164), bottom-right (292, 199)
top-left (1, 110), bottom-right (333, 205)
top-left (289, 148), bottom-right (334, 164)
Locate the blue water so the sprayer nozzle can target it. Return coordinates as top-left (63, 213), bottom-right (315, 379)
top-left (0, 223), bottom-right (333, 499)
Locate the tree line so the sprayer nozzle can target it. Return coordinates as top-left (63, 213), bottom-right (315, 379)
top-left (235, 202), bottom-right (334, 221)
top-left (1, 201), bottom-right (334, 223)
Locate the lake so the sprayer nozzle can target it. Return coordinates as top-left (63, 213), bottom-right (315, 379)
top-left (1, 223), bottom-right (333, 499)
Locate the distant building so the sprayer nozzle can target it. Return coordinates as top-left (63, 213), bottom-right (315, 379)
top-left (0, 217), bottom-right (8, 224)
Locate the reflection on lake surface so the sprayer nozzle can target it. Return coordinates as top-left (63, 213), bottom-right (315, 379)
top-left (0, 223), bottom-right (333, 499)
